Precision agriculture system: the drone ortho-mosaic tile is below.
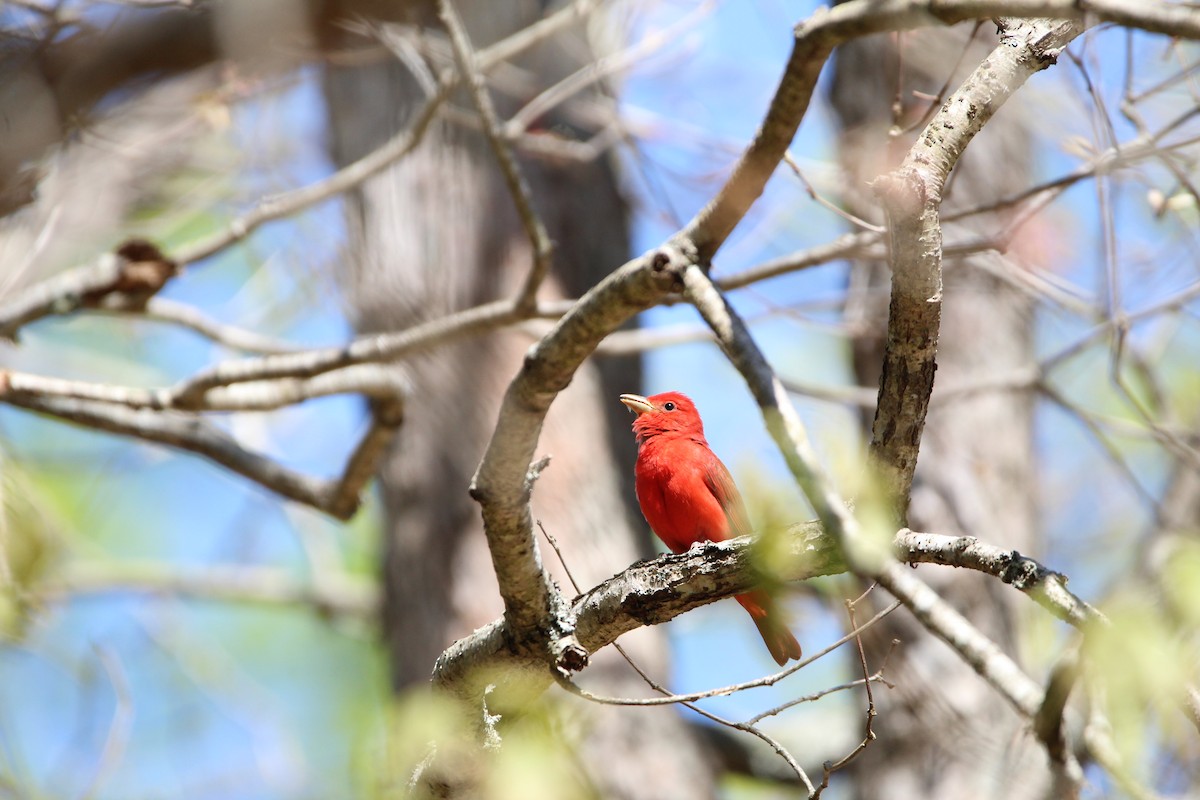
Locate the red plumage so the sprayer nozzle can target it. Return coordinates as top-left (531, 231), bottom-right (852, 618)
top-left (620, 391), bottom-right (801, 666)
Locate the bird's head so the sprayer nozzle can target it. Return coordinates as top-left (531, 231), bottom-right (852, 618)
top-left (619, 391), bottom-right (705, 444)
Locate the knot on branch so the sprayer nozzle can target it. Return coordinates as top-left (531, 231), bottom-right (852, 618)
top-left (84, 238), bottom-right (178, 310)
top-left (648, 241), bottom-right (697, 292)
top-left (554, 639), bottom-right (589, 675)
top-left (999, 549), bottom-right (1049, 590)
top-left (953, 535), bottom-right (980, 554)
top-left (545, 596), bottom-right (588, 675)
top-left (525, 455), bottom-right (551, 489)
top-left (326, 492), bottom-right (362, 522)
top-left (871, 166), bottom-right (929, 218)
top-left (370, 397), bottom-right (406, 428)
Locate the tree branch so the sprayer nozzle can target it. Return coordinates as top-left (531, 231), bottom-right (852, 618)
top-left (434, 521), bottom-right (1092, 685)
top-left (895, 530), bottom-right (1100, 626)
top-left (0, 239), bottom-right (176, 341)
top-left (437, 0), bottom-right (554, 311)
top-left (868, 17), bottom-right (1082, 518)
top-left (0, 380), bottom-right (404, 520)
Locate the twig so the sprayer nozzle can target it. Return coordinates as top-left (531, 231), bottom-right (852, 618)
top-left (717, 230), bottom-right (884, 290)
top-left (557, 599), bottom-right (901, 708)
top-left (696, 709), bottom-right (816, 795)
top-left (438, 0), bottom-right (553, 311)
top-left (168, 299), bottom-right (520, 406)
top-left (1038, 383), bottom-right (1160, 511)
top-left (745, 675), bottom-right (882, 726)
top-left (0, 240), bottom-right (176, 341)
top-left (0, 389), bottom-right (399, 520)
top-left (112, 297), bottom-right (301, 354)
top-left (1, 363), bottom-right (411, 413)
top-left (782, 151), bottom-right (884, 232)
top-left (812, 604), bottom-right (893, 797)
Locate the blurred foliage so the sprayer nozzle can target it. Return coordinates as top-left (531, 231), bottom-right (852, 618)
top-left (1087, 585), bottom-right (1200, 773)
top-left (0, 462), bottom-right (66, 640)
top-left (362, 676), bottom-right (596, 800)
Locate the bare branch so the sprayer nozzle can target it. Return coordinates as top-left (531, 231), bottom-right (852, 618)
top-left (812, 602), bottom-right (892, 798)
top-left (168, 299), bottom-right (520, 406)
top-left (436, 520), bottom-right (1090, 692)
top-left (868, 17), bottom-right (1082, 518)
top-left (0, 240), bottom-right (176, 341)
top-left (438, 0), bottom-right (553, 311)
top-left (113, 297), bottom-right (301, 354)
top-left (895, 530), bottom-right (1100, 626)
top-left (0, 382), bottom-right (403, 520)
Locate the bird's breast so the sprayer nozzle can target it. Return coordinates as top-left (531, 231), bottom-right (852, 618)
top-left (634, 441), bottom-right (733, 553)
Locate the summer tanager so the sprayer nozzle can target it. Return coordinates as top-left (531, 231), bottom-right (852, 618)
top-left (620, 391), bottom-right (802, 666)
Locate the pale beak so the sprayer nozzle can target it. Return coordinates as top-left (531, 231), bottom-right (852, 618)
top-left (619, 393), bottom-right (654, 415)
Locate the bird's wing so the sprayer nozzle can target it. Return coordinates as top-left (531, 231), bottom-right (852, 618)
top-left (702, 453), bottom-right (752, 539)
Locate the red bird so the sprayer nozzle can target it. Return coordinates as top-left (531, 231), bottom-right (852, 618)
top-left (620, 391), bottom-right (802, 666)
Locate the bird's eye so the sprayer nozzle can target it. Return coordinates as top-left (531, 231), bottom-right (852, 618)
top-left (663, 402), bottom-right (676, 411)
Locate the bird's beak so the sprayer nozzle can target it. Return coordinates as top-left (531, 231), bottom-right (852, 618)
top-left (619, 393), bottom-right (654, 415)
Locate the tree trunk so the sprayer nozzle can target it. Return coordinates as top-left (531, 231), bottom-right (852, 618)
top-left (322, 3), bottom-right (715, 797)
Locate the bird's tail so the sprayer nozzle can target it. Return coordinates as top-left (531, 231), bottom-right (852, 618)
top-left (737, 591), bottom-right (802, 667)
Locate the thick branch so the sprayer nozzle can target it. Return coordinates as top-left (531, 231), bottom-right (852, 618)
top-left (435, 521), bottom-right (835, 688)
top-left (869, 17), bottom-right (1082, 518)
top-left (468, 249), bottom-right (688, 660)
top-left (434, 522), bottom-right (1092, 687)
